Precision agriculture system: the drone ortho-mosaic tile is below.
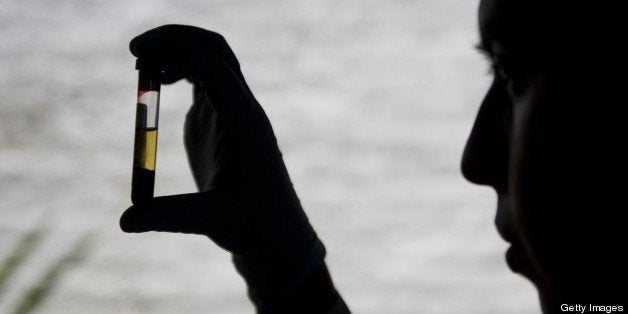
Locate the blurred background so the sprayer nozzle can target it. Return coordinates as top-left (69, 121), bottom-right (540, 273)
top-left (0, 0), bottom-right (539, 313)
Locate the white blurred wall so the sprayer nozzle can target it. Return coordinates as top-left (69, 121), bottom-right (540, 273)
top-left (0, 0), bottom-right (539, 313)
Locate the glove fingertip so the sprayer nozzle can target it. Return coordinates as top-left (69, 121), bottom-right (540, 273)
top-left (129, 35), bottom-right (142, 57)
top-left (129, 33), bottom-right (165, 59)
top-left (119, 208), bottom-right (147, 233)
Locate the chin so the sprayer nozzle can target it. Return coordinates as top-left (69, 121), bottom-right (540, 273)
top-left (505, 244), bottom-right (560, 313)
top-left (516, 268), bottom-right (558, 314)
top-left (537, 284), bottom-right (561, 314)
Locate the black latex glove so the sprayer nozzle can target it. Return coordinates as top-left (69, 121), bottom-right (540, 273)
top-left (120, 24), bottom-right (326, 310)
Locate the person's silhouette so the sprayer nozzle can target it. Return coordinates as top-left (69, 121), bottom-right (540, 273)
top-left (462, 0), bottom-right (625, 312)
top-left (121, 1), bottom-right (625, 313)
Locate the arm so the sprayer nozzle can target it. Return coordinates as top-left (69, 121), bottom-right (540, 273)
top-left (120, 25), bottom-right (350, 313)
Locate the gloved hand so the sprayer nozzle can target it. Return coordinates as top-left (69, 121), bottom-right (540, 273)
top-left (120, 24), bottom-right (326, 310)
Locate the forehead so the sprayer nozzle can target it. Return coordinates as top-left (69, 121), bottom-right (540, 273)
top-left (479, 0), bottom-right (521, 45)
top-left (478, 0), bottom-right (508, 37)
top-left (478, 0), bottom-right (549, 55)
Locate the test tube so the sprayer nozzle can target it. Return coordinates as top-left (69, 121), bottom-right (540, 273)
top-left (131, 59), bottom-right (161, 204)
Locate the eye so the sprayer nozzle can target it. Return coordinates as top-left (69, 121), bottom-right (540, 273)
top-left (492, 56), bottom-right (525, 96)
top-left (493, 57), bottom-right (516, 82)
top-left (476, 40), bottom-right (527, 96)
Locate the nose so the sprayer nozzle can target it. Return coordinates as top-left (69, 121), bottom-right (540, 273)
top-left (461, 78), bottom-right (512, 192)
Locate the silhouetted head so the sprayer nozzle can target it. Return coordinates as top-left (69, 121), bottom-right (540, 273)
top-left (462, 0), bottom-right (624, 312)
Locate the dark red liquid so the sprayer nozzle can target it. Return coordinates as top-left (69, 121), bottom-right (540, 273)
top-left (131, 167), bottom-right (155, 205)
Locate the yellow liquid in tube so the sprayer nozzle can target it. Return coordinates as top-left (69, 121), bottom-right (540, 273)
top-left (138, 129), bottom-right (157, 170)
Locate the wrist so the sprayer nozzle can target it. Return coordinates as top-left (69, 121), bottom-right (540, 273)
top-left (258, 263), bottom-right (340, 314)
top-left (233, 237), bottom-right (326, 309)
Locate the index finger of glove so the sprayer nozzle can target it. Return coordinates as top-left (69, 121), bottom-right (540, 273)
top-left (130, 24), bottom-right (244, 82)
top-left (130, 29), bottom-right (254, 116)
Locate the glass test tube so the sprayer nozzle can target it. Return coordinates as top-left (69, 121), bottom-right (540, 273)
top-left (131, 59), bottom-right (161, 204)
